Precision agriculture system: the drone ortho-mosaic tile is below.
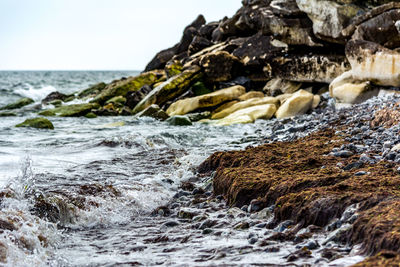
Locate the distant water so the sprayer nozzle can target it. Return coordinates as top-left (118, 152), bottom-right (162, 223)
top-left (0, 71), bottom-right (139, 106)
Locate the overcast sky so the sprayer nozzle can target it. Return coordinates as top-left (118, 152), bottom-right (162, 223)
top-left (0, 0), bottom-right (240, 71)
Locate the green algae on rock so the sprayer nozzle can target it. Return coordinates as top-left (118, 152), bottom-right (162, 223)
top-left (16, 117), bottom-right (54, 130)
top-left (132, 66), bottom-right (202, 114)
top-left (77, 82), bottom-right (107, 99)
top-left (39, 103), bottom-right (100, 117)
top-left (92, 70), bottom-right (164, 104)
top-left (0, 98), bottom-right (34, 110)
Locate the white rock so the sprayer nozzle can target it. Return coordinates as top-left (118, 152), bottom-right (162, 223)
top-left (275, 89), bottom-right (314, 119)
top-left (217, 104), bottom-right (277, 126)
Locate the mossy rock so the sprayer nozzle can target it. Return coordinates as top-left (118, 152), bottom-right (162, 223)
top-left (16, 117), bottom-right (54, 130)
top-left (0, 98), bottom-right (34, 110)
top-left (92, 70), bottom-right (164, 104)
top-left (0, 112), bottom-right (17, 117)
top-left (85, 112), bottom-right (97, 119)
top-left (49, 99), bottom-right (63, 107)
top-left (77, 82), bottom-right (107, 99)
top-left (39, 103), bottom-right (100, 117)
top-left (192, 81), bottom-right (212, 96)
top-left (135, 104), bottom-right (169, 121)
top-left (106, 96), bottom-right (126, 105)
top-left (166, 115), bottom-right (192, 126)
top-left (133, 66), bottom-right (202, 114)
top-left (165, 60), bottom-right (183, 78)
top-left (63, 95), bottom-right (76, 103)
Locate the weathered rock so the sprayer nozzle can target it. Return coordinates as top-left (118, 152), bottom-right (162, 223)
top-left (186, 111), bottom-right (211, 122)
top-left (165, 60), bottom-right (183, 78)
top-left (105, 96), bottom-right (126, 106)
top-left (238, 91), bottom-right (265, 101)
top-left (330, 74), bottom-right (379, 104)
top-left (145, 15), bottom-right (206, 71)
top-left (212, 97), bottom-right (279, 119)
top-left (232, 33), bottom-right (287, 67)
top-left (296, 0), bottom-right (361, 43)
top-left (49, 100), bottom-right (63, 107)
top-left (275, 89), bottom-right (314, 118)
top-left (263, 78), bottom-right (302, 96)
top-left (77, 82), bottom-right (107, 99)
top-left (0, 98), bottom-right (34, 110)
top-left (92, 71), bottom-right (163, 104)
top-left (42, 92), bottom-right (67, 104)
top-left (212, 100), bottom-right (240, 115)
top-left (188, 36), bottom-right (213, 56)
top-left (16, 117), bottom-right (54, 130)
top-left (132, 66), bottom-right (202, 114)
top-left (39, 103), bottom-right (100, 117)
top-left (264, 54), bottom-right (350, 83)
top-left (166, 85), bottom-right (246, 116)
top-left (219, 76), bottom-right (253, 91)
top-left (345, 40), bottom-right (400, 87)
top-left (166, 115), bottom-right (192, 126)
top-left (216, 104), bottom-right (277, 126)
top-left (199, 51), bottom-right (242, 83)
top-left (125, 85), bottom-right (153, 109)
top-left (134, 104), bottom-right (169, 121)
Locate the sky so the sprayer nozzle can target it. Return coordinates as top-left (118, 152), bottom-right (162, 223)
top-left (0, 0), bottom-right (240, 71)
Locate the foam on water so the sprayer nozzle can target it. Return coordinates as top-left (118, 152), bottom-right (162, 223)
top-left (14, 84), bottom-right (56, 102)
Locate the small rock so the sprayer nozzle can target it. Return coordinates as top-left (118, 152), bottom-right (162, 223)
top-left (333, 150), bottom-right (354, 158)
top-left (16, 117), bottom-right (54, 130)
top-left (166, 115), bottom-right (192, 126)
top-left (163, 221), bottom-right (179, 227)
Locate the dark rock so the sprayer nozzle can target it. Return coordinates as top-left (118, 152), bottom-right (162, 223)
top-left (134, 104), bottom-right (169, 121)
top-left (199, 51), bottom-right (242, 83)
top-left (219, 76), bottom-right (252, 91)
top-left (333, 150), bottom-right (354, 158)
top-left (42, 92), bottom-right (67, 104)
top-left (163, 221), bottom-right (179, 227)
top-left (77, 82), bottom-right (107, 99)
top-left (126, 85), bottom-right (153, 109)
top-left (199, 22), bottom-right (219, 40)
top-left (186, 111), bottom-right (211, 122)
top-left (166, 115), bottom-right (192, 126)
top-left (188, 36), bottom-right (213, 56)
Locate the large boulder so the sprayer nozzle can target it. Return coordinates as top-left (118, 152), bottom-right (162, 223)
top-left (16, 117), bottom-right (54, 130)
top-left (145, 15), bottom-right (206, 71)
top-left (199, 51), bottom-right (242, 83)
top-left (216, 104), bottom-right (277, 126)
top-left (0, 98), bottom-right (34, 110)
top-left (296, 0), bottom-right (361, 43)
top-left (132, 66), bottom-right (202, 114)
top-left (92, 71), bottom-right (163, 104)
top-left (39, 103), bottom-right (100, 117)
top-left (212, 96), bottom-right (279, 119)
top-left (345, 40), bottom-right (400, 87)
top-left (264, 54), bottom-right (350, 83)
top-left (166, 85), bottom-right (246, 116)
top-left (275, 89), bottom-right (314, 118)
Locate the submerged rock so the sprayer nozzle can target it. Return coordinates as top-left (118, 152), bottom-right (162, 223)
top-left (42, 92), bottom-right (67, 105)
top-left (166, 115), bottom-right (192, 126)
top-left (39, 103), bottom-right (100, 117)
top-left (275, 90), bottom-right (314, 119)
top-left (132, 66), bottom-right (202, 114)
top-left (16, 117), bottom-right (54, 130)
top-left (166, 85), bottom-right (246, 116)
top-left (0, 98), bottom-right (34, 110)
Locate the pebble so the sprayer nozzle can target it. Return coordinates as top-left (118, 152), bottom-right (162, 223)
top-left (248, 237), bottom-right (258, 245)
top-left (333, 150), bottom-right (354, 158)
top-left (354, 171), bottom-right (367, 176)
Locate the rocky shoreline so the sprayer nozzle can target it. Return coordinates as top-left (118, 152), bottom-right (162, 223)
top-left (2, 0), bottom-right (400, 265)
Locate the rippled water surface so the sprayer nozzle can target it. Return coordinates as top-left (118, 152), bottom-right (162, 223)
top-left (0, 71), bottom-right (365, 266)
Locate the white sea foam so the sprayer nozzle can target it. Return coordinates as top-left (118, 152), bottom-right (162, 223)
top-left (15, 84), bottom-right (56, 102)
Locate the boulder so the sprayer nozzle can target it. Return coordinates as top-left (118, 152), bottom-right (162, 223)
top-left (0, 98), bottom-right (34, 110)
top-left (134, 104), bottom-right (169, 121)
top-left (39, 103), bottom-right (100, 117)
top-left (77, 82), bottom-right (107, 99)
top-left (16, 117), bottom-right (54, 130)
top-left (42, 92), bottom-right (67, 104)
top-left (238, 91), bottom-right (265, 101)
top-left (92, 70), bottom-right (163, 104)
top-left (345, 40), bottom-right (400, 87)
top-left (199, 51), bottom-right (242, 83)
top-left (212, 96), bottom-right (279, 119)
top-left (296, 0), bottom-right (361, 43)
top-left (132, 66), bottom-right (202, 114)
top-left (263, 78), bottom-right (302, 96)
top-left (188, 36), bottom-right (213, 56)
top-left (264, 54), bottom-right (350, 83)
top-left (145, 15), bottom-right (206, 71)
top-left (125, 85), bottom-right (153, 109)
top-left (166, 85), bottom-right (246, 116)
top-left (166, 115), bottom-right (193, 126)
top-left (275, 89), bottom-right (315, 118)
top-left (187, 111), bottom-right (211, 122)
top-left (216, 104), bottom-right (277, 126)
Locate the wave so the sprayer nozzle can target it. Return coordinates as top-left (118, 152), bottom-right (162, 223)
top-left (14, 84), bottom-right (56, 102)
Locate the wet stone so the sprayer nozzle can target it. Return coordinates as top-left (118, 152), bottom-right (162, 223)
top-left (163, 221), bottom-right (179, 227)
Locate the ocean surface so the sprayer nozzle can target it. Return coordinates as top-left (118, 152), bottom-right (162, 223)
top-left (0, 71), bottom-right (364, 266)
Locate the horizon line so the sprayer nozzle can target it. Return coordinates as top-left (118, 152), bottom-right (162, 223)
top-left (0, 69), bottom-right (142, 72)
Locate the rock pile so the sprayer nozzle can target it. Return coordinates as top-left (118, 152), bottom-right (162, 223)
top-left (4, 0), bottom-right (397, 126)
